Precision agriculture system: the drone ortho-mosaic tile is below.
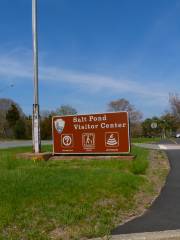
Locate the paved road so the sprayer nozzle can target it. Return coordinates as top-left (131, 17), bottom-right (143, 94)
top-left (112, 140), bottom-right (180, 235)
top-left (134, 138), bottom-right (180, 150)
top-left (174, 138), bottom-right (180, 144)
top-left (0, 140), bottom-right (52, 149)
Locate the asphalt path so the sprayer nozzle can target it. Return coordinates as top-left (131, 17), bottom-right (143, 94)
top-left (112, 140), bottom-right (180, 235)
top-left (0, 140), bottom-right (52, 149)
top-left (173, 138), bottom-right (180, 144)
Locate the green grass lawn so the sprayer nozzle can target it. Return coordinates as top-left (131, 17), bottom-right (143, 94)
top-left (0, 146), bottom-right (151, 240)
top-left (132, 137), bottom-right (161, 144)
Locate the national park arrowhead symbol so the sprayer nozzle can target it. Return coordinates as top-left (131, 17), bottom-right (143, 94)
top-left (54, 119), bottom-right (65, 134)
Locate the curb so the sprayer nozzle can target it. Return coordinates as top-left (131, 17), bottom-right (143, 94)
top-left (92, 230), bottom-right (180, 240)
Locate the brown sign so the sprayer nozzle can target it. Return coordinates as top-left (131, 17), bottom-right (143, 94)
top-left (52, 112), bottom-right (130, 155)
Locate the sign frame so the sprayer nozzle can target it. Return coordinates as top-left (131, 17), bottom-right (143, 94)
top-left (52, 111), bottom-right (131, 155)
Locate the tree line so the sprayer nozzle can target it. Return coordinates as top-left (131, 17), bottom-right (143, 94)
top-left (0, 99), bottom-right (78, 139)
top-left (0, 94), bottom-right (179, 140)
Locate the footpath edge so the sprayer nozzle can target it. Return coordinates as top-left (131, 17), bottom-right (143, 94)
top-left (91, 230), bottom-right (180, 240)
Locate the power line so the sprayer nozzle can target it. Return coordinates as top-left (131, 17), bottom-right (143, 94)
top-left (0, 84), bottom-right (14, 93)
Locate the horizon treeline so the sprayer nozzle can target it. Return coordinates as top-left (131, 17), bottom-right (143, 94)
top-left (0, 95), bottom-right (179, 140)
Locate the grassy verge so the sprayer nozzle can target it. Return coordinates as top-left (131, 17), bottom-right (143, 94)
top-left (0, 146), bottom-right (168, 240)
top-left (132, 137), bottom-right (161, 144)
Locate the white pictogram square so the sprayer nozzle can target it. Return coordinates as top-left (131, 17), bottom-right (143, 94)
top-left (61, 134), bottom-right (74, 148)
top-left (105, 132), bottom-right (119, 147)
top-left (82, 133), bottom-right (95, 148)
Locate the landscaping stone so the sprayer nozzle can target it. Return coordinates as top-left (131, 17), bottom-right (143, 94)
top-left (50, 155), bottom-right (135, 161)
top-left (17, 152), bottom-right (52, 161)
top-left (17, 152), bottom-right (135, 161)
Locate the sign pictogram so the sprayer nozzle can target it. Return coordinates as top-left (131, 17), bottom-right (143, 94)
top-left (61, 134), bottom-right (73, 148)
top-left (151, 122), bottom-right (157, 129)
top-left (82, 133), bottom-right (95, 149)
top-left (54, 119), bottom-right (65, 134)
top-left (105, 132), bottom-right (119, 147)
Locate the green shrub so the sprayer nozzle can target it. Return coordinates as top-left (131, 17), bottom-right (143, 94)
top-left (131, 159), bottom-right (149, 175)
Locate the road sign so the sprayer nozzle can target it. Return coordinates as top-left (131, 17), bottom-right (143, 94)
top-left (151, 122), bottom-right (158, 129)
top-left (52, 112), bottom-right (130, 155)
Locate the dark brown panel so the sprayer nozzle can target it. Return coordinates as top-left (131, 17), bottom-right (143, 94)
top-left (52, 112), bottom-right (130, 154)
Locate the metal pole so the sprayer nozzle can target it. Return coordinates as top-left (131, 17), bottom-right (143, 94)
top-left (32, 0), bottom-right (41, 153)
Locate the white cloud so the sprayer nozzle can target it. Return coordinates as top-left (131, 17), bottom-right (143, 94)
top-left (0, 49), bottom-right (168, 102)
top-left (41, 66), bottom-right (169, 100)
top-left (0, 49), bottom-right (32, 79)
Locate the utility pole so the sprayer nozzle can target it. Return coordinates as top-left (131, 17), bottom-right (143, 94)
top-left (32, 0), bottom-right (41, 153)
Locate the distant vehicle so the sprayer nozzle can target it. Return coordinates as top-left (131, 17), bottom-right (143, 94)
top-left (176, 133), bottom-right (180, 138)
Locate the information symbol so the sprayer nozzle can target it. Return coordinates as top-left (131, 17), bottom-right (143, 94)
top-left (62, 136), bottom-right (72, 146)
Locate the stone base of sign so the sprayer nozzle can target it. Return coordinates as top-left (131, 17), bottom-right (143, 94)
top-left (17, 152), bottom-right (52, 161)
top-left (16, 152), bottom-right (135, 161)
top-left (50, 154), bottom-right (135, 161)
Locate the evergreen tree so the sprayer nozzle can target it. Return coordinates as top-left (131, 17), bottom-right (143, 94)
top-left (6, 104), bottom-right (20, 127)
top-left (14, 119), bottom-right (26, 139)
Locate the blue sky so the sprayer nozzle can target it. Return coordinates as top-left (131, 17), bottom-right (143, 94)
top-left (0, 0), bottom-right (180, 118)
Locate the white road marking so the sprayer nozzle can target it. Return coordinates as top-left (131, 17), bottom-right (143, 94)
top-left (159, 144), bottom-right (180, 150)
top-left (159, 145), bottom-right (167, 150)
top-left (169, 139), bottom-right (178, 144)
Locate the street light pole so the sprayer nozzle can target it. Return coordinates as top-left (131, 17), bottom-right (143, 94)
top-left (32, 0), bottom-right (41, 153)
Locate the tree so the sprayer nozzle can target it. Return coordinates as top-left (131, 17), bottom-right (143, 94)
top-left (108, 98), bottom-right (142, 122)
top-left (40, 114), bottom-right (52, 140)
top-left (142, 115), bottom-right (177, 138)
top-left (24, 116), bottom-right (32, 139)
top-left (55, 105), bottom-right (77, 116)
top-left (0, 99), bottom-right (78, 140)
top-left (0, 98), bottom-right (24, 116)
top-left (0, 110), bottom-right (7, 138)
top-left (6, 104), bottom-right (20, 127)
top-left (108, 98), bottom-right (132, 112)
top-left (6, 104), bottom-right (21, 138)
top-left (169, 93), bottom-right (180, 120)
top-left (0, 98), bottom-right (24, 138)
top-left (142, 117), bottom-right (162, 137)
top-left (161, 113), bottom-right (178, 137)
top-left (107, 98), bottom-right (143, 137)
top-left (14, 119), bottom-right (26, 139)
top-left (40, 105), bottom-right (78, 140)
